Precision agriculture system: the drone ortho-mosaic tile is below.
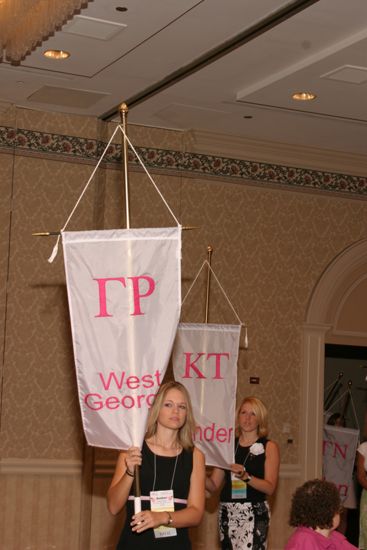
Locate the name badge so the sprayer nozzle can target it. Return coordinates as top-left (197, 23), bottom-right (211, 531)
top-left (231, 472), bottom-right (247, 499)
top-left (150, 489), bottom-right (177, 538)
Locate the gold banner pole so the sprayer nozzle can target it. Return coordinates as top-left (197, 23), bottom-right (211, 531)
top-left (205, 245), bottom-right (213, 323)
top-left (119, 103), bottom-right (141, 500)
top-left (119, 102), bottom-right (131, 229)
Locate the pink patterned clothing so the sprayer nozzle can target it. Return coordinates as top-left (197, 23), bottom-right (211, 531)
top-left (285, 527), bottom-right (358, 549)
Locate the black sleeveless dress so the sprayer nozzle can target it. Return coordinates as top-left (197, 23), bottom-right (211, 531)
top-left (220, 437), bottom-right (268, 504)
top-left (219, 437), bottom-right (270, 550)
top-left (116, 441), bottom-right (194, 549)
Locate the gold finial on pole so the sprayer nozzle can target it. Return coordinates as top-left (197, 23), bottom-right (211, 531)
top-left (119, 102), bottom-right (130, 229)
top-left (205, 245), bottom-right (213, 323)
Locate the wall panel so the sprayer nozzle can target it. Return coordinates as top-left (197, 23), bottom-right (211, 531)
top-left (0, 460), bottom-right (83, 550)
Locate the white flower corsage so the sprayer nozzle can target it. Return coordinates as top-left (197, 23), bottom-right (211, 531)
top-left (249, 442), bottom-right (265, 456)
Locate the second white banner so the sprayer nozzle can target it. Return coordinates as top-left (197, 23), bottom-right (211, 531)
top-left (172, 323), bottom-right (240, 469)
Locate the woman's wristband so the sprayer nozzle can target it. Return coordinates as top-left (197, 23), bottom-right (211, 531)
top-left (125, 468), bottom-right (134, 477)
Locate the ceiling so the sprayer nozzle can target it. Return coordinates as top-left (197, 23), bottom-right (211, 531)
top-left (2, 0), bottom-right (367, 156)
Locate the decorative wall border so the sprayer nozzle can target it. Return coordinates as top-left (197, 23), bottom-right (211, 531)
top-left (1, 125), bottom-right (367, 197)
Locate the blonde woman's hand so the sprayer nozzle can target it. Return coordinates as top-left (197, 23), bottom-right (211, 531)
top-left (125, 446), bottom-right (142, 475)
top-left (131, 510), bottom-right (168, 533)
top-left (230, 463), bottom-right (246, 479)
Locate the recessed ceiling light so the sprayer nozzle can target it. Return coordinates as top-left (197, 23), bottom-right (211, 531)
top-left (43, 49), bottom-right (70, 60)
top-left (116, 6), bottom-right (128, 12)
top-left (243, 115), bottom-right (253, 119)
top-left (292, 91), bottom-right (316, 101)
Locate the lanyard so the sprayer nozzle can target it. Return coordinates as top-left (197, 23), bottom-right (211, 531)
top-left (235, 439), bottom-right (256, 468)
top-left (152, 441), bottom-right (180, 492)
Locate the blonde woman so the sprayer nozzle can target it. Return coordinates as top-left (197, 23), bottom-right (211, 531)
top-left (107, 381), bottom-right (205, 549)
top-left (206, 396), bottom-right (280, 549)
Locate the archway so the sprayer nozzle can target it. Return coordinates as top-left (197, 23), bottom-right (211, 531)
top-left (301, 238), bottom-right (367, 480)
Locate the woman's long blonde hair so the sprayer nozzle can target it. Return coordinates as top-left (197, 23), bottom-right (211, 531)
top-left (236, 396), bottom-right (269, 438)
top-left (145, 381), bottom-right (196, 450)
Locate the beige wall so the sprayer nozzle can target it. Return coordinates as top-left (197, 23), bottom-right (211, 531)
top-left (1, 106), bottom-right (367, 549)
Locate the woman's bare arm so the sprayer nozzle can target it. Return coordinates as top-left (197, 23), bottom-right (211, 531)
top-left (107, 447), bottom-right (141, 515)
top-left (357, 451), bottom-right (367, 490)
top-left (205, 467), bottom-right (225, 494)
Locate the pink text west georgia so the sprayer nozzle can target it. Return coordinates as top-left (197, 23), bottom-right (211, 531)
top-left (83, 369), bottom-right (162, 411)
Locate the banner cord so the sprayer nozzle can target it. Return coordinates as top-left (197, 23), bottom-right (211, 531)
top-left (48, 124), bottom-right (121, 262)
top-left (324, 389), bottom-right (348, 411)
top-left (118, 125), bottom-right (180, 226)
top-left (182, 259), bottom-right (244, 327)
top-left (324, 388), bottom-right (360, 432)
top-left (48, 124), bottom-right (180, 263)
top-left (324, 377), bottom-right (340, 394)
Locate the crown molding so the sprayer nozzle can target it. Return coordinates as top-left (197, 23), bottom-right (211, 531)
top-left (184, 129), bottom-right (367, 177)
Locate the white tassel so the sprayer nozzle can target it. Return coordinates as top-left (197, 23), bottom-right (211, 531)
top-left (48, 236), bottom-right (60, 263)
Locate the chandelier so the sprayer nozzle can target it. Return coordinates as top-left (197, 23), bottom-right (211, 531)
top-left (0, 0), bottom-right (89, 64)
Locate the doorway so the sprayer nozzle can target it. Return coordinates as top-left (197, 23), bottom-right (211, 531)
top-left (325, 344), bottom-right (367, 436)
top-left (301, 238), bottom-right (367, 480)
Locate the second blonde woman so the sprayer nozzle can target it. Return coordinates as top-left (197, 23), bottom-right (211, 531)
top-left (206, 396), bottom-right (279, 550)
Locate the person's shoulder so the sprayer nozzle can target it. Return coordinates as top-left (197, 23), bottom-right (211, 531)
top-left (285, 527), bottom-right (316, 549)
top-left (330, 530), bottom-right (358, 549)
top-left (260, 436), bottom-right (277, 446)
top-left (265, 439), bottom-right (279, 453)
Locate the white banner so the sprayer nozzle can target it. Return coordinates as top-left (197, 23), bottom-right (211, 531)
top-left (62, 227), bottom-right (181, 450)
top-left (323, 424), bottom-right (359, 503)
top-left (172, 323), bottom-right (240, 468)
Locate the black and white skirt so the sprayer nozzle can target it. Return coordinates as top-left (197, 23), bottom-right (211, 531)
top-left (218, 501), bottom-right (270, 550)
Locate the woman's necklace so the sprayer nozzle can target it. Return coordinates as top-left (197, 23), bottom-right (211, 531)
top-left (238, 434), bottom-right (258, 448)
top-left (153, 435), bottom-right (181, 456)
top-left (235, 434), bottom-right (258, 466)
top-left (152, 435), bottom-right (180, 491)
